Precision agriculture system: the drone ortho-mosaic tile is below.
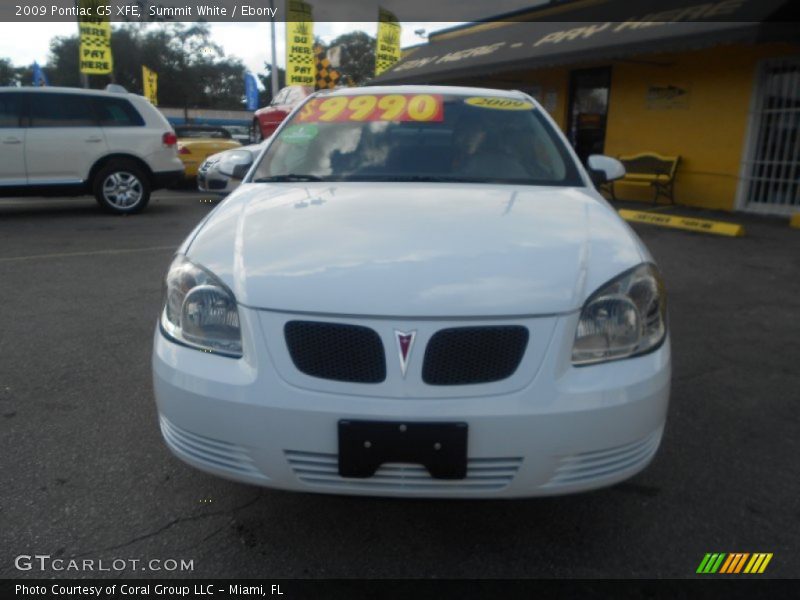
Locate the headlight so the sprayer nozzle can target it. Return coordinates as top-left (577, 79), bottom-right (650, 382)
top-left (160, 255), bottom-right (242, 358)
top-left (572, 263), bottom-right (666, 366)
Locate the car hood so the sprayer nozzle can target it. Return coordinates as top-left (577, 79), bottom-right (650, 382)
top-left (185, 182), bottom-right (646, 317)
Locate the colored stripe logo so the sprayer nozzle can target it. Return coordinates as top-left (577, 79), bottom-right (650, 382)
top-left (697, 553), bottom-right (773, 574)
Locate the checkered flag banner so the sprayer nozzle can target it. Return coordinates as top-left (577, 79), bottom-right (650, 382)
top-left (375, 7), bottom-right (401, 76)
top-left (78, 0), bottom-right (113, 75)
top-left (286, 0), bottom-right (315, 87)
top-left (315, 46), bottom-right (341, 90)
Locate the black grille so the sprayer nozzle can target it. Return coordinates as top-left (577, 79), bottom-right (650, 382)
top-left (422, 326), bottom-right (529, 385)
top-left (284, 321), bottom-right (386, 383)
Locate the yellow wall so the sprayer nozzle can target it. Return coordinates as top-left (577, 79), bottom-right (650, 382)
top-left (451, 42), bottom-right (799, 211)
top-left (603, 43), bottom-right (798, 210)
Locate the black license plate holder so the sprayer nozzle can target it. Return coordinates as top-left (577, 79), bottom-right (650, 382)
top-left (338, 420), bottom-right (468, 480)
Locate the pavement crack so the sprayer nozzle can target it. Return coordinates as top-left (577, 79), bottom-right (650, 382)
top-left (65, 492), bottom-right (262, 560)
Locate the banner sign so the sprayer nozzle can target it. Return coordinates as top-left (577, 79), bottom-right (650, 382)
top-left (296, 94), bottom-right (444, 123)
top-left (142, 65), bottom-right (158, 105)
top-left (78, 0), bottom-right (113, 75)
top-left (375, 7), bottom-right (401, 76)
top-left (32, 61), bottom-right (48, 86)
top-left (244, 72), bottom-right (259, 110)
top-left (286, 0), bottom-right (314, 87)
top-left (314, 45), bottom-right (341, 90)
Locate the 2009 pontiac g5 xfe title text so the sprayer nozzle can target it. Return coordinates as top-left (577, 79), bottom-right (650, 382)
top-left (12, 4), bottom-right (278, 18)
top-left (153, 86), bottom-right (670, 498)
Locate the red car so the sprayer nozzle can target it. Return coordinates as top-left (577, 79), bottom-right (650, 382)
top-left (251, 85), bottom-right (313, 142)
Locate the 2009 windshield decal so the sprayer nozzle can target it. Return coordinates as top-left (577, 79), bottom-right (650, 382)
top-left (296, 94), bottom-right (444, 123)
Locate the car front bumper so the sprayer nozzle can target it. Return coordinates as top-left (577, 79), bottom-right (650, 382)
top-left (197, 171), bottom-right (236, 194)
top-left (152, 308), bottom-right (670, 498)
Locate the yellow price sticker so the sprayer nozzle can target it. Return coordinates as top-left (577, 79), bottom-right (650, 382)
top-left (296, 94), bottom-right (444, 123)
top-left (465, 97), bottom-right (535, 110)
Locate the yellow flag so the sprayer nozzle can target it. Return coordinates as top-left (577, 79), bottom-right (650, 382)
top-left (375, 7), bottom-right (401, 76)
top-left (78, 0), bottom-right (113, 75)
top-left (286, 0), bottom-right (315, 87)
top-left (142, 66), bottom-right (158, 106)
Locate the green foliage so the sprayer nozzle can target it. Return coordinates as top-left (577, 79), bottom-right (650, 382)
top-left (46, 36), bottom-right (82, 87)
top-left (1, 25), bottom-right (379, 106)
top-left (2, 23), bottom-right (248, 110)
top-left (0, 57), bottom-right (50, 88)
top-left (322, 31), bottom-right (376, 86)
top-left (0, 58), bottom-right (18, 86)
top-left (257, 65), bottom-right (286, 107)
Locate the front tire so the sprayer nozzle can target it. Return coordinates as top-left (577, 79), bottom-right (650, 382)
top-left (93, 161), bottom-right (151, 214)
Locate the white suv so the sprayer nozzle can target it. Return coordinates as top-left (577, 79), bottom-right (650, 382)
top-left (0, 86), bottom-right (184, 214)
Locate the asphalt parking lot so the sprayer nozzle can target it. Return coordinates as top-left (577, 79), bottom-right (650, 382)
top-left (1, 191), bottom-right (798, 579)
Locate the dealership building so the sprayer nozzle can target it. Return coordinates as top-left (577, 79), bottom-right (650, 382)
top-left (375, 0), bottom-right (799, 215)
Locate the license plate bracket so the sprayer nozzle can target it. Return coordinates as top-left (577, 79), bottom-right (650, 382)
top-left (338, 420), bottom-right (468, 480)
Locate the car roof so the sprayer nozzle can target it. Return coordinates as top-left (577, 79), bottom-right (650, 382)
top-left (325, 85), bottom-right (530, 100)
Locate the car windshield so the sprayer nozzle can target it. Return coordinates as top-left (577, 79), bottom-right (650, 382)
top-left (251, 92), bottom-right (582, 186)
top-left (176, 126), bottom-right (232, 139)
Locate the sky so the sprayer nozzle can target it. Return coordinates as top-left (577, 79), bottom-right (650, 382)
top-left (0, 21), bottom-right (460, 75)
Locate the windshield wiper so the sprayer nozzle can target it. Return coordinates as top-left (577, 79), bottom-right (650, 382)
top-left (254, 174), bottom-right (323, 182)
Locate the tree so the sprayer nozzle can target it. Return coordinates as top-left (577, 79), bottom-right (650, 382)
top-left (47, 36), bottom-right (85, 88)
top-left (0, 58), bottom-right (17, 86)
top-left (325, 31), bottom-right (376, 86)
top-left (152, 23), bottom-right (246, 110)
top-left (257, 64), bottom-right (285, 106)
top-left (40, 23), bottom-right (248, 110)
top-left (15, 64), bottom-right (37, 87)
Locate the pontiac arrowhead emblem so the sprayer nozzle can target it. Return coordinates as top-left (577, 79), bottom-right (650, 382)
top-left (394, 330), bottom-right (417, 377)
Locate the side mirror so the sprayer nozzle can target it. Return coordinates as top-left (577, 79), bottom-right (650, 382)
top-left (218, 150), bottom-right (254, 180)
top-left (231, 163), bottom-right (251, 180)
top-left (587, 155), bottom-right (625, 185)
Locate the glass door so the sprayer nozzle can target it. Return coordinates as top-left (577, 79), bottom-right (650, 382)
top-left (567, 67), bottom-right (612, 164)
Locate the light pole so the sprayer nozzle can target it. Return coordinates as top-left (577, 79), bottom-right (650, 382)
top-left (269, 0), bottom-right (279, 100)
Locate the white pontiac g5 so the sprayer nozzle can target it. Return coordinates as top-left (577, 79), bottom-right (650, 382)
top-left (152, 86), bottom-right (670, 498)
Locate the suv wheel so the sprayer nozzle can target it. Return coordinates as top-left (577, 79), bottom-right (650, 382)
top-left (93, 161), bottom-right (151, 214)
top-left (251, 119), bottom-right (263, 143)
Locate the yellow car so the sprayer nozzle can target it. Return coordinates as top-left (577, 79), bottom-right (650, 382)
top-left (175, 125), bottom-right (242, 178)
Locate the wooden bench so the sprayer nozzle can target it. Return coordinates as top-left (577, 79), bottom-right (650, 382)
top-left (606, 152), bottom-right (680, 205)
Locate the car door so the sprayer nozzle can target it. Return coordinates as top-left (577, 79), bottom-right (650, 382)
top-left (0, 91), bottom-right (27, 186)
top-left (25, 91), bottom-right (108, 185)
